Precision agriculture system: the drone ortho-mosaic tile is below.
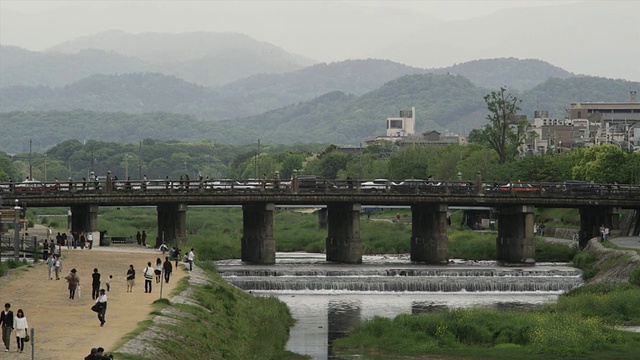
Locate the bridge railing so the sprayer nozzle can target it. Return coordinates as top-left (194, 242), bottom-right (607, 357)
top-left (3, 179), bottom-right (640, 198)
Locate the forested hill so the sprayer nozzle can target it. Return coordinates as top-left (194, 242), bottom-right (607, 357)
top-left (0, 46), bottom-right (149, 88)
top-left (433, 58), bottom-right (573, 91)
top-left (0, 58), bottom-right (582, 120)
top-left (1, 75), bottom-right (638, 152)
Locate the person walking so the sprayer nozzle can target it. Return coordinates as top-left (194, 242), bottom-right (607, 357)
top-left (162, 256), bottom-right (173, 284)
top-left (106, 275), bottom-right (112, 292)
top-left (50, 239), bottom-right (56, 256)
top-left (70, 232), bottom-right (77, 249)
top-left (174, 247), bottom-right (181, 268)
top-left (126, 265), bottom-right (135, 293)
top-left (54, 255), bottom-right (62, 280)
top-left (47, 254), bottom-right (55, 280)
top-left (91, 268), bottom-right (101, 300)
top-left (136, 231), bottom-right (141, 246)
top-left (87, 232), bottom-right (94, 250)
top-left (143, 262), bottom-right (154, 293)
top-left (154, 258), bottom-right (162, 283)
top-left (80, 232), bottom-right (86, 249)
top-left (94, 289), bottom-right (108, 327)
top-left (141, 231), bottom-right (147, 247)
top-left (65, 268), bottom-right (80, 299)
top-left (42, 240), bottom-right (49, 260)
top-left (14, 309), bottom-right (28, 353)
top-left (187, 248), bottom-right (195, 271)
top-left (0, 303), bottom-right (14, 352)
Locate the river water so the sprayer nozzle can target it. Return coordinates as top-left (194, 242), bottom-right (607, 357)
top-left (216, 252), bottom-right (583, 360)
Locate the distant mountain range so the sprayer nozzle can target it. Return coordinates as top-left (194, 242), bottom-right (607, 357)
top-left (2, 74), bottom-right (637, 153)
top-left (0, 30), bottom-right (638, 153)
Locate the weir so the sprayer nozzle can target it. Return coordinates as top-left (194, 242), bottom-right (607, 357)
top-left (218, 255), bottom-right (583, 293)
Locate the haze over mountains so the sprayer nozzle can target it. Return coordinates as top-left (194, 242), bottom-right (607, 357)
top-left (0, 26), bottom-right (638, 153)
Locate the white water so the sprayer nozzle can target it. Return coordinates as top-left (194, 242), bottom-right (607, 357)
top-left (217, 252), bottom-right (582, 360)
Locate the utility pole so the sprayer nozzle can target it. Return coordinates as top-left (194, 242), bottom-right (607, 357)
top-left (29, 139), bottom-right (32, 180)
top-left (257, 139), bottom-right (261, 180)
top-left (13, 199), bottom-right (21, 262)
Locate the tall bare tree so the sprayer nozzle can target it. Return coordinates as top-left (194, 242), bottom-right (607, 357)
top-left (480, 87), bottom-right (527, 164)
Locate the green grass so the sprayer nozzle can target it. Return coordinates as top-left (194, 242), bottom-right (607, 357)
top-left (333, 286), bottom-right (640, 359)
top-left (111, 267), bottom-right (302, 360)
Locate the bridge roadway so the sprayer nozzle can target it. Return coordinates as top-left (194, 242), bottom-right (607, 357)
top-left (1, 178), bottom-right (638, 265)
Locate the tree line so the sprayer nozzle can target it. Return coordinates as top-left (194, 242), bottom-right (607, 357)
top-left (1, 138), bottom-right (638, 185)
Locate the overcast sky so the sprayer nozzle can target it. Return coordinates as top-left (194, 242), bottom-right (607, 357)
top-left (1, 0), bottom-right (639, 81)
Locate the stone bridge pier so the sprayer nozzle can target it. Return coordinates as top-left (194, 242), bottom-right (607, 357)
top-left (70, 204), bottom-right (99, 234)
top-left (157, 203), bottom-right (187, 247)
top-left (410, 203), bottom-right (449, 264)
top-left (496, 205), bottom-right (535, 265)
top-left (579, 206), bottom-right (620, 247)
top-left (326, 203), bottom-right (363, 264)
top-left (241, 202), bottom-right (276, 264)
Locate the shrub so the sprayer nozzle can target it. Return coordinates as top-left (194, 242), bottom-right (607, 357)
top-left (629, 265), bottom-right (640, 287)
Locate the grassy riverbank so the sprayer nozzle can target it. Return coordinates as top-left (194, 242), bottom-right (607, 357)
top-left (333, 240), bottom-right (640, 360)
top-left (111, 266), bottom-right (305, 360)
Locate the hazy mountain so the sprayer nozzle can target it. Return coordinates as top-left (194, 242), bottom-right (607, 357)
top-left (1, 58), bottom-right (576, 119)
top-left (433, 58), bottom-right (573, 91)
top-left (520, 76), bottom-right (640, 119)
top-left (44, 30), bottom-right (315, 87)
top-left (0, 73), bottom-right (217, 115)
top-left (2, 73), bottom-right (639, 153)
top-left (0, 45), bottom-right (149, 87)
top-left (371, 2), bottom-right (640, 82)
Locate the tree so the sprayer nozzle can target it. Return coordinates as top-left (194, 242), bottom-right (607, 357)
top-left (479, 87), bottom-right (527, 164)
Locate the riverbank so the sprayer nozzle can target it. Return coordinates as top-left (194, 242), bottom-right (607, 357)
top-left (333, 238), bottom-right (640, 359)
top-left (0, 246), bottom-right (301, 360)
top-left (0, 246), bottom-right (187, 360)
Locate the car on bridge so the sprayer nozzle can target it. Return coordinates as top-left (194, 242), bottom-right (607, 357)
top-left (563, 180), bottom-right (598, 194)
top-left (13, 180), bottom-right (59, 193)
top-left (210, 180), bottom-right (256, 191)
top-left (496, 183), bottom-right (544, 193)
top-left (361, 179), bottom-right (390, 191)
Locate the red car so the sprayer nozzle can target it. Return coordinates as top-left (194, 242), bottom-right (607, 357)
top-left (497, 183), bottom-right (544, 193)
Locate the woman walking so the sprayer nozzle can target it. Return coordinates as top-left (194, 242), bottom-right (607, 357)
top-left (65, 269), bottom-right (80, 299)
top-left (154, 258), bottom-right (162, 283)
top-left (14, 309), bottom-right (28, 353)
top-left (94, 289), bottom-right (107, 327)
top-left (126, 265), bottom-right (135, 293)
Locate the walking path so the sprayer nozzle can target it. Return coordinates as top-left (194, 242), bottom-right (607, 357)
top-left (0, 246), bottom-right (187, 360)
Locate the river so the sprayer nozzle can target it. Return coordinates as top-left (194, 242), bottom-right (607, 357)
top-left (216, 252), bottom-right (583, 360)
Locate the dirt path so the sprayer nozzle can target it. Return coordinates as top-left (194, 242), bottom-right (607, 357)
top-left (0, 246), bottom-right (187, 360)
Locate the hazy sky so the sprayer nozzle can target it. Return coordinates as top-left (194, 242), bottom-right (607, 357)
top-left (1, 0), bottom-right (639, 81)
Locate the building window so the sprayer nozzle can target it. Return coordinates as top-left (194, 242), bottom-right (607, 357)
top-left (388, 120), bottom-right (403, 129)
top-left (577, 111), bottom-right (582, 118)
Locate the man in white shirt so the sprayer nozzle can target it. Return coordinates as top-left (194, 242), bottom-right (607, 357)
top-left (187, 248), bottom-right (195, 271)
top-left (87, 232), bottom-right (94, 249)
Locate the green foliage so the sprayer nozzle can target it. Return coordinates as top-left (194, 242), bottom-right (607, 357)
top-left (572, 251), bottom-right (600, 280)
top-left (334, 305), bottom-right (640, 359)
top-left (628, 266), bottom-right (640, 287)
top-left (478, 87), bottom-right (526, 164)
top-left (112, 268), bottom-right (297, 360)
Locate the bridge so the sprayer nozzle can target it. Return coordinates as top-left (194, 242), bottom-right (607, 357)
top-left (1, 176), bottom-right (638, 265)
